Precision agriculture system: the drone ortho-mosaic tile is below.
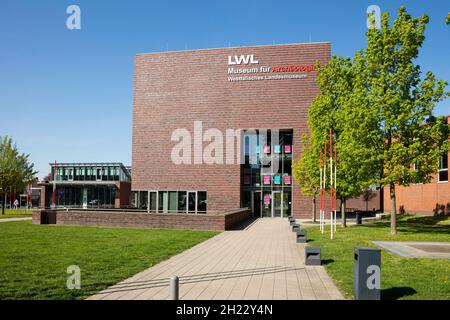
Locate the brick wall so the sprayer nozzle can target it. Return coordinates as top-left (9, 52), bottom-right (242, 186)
top-left (32, 208), bottom-right (251, 231)
top-left (132, 43), bottom-right (331, 219)
top-left (383, 175), bottom-right (450, 215)
top-left (383, 117), bottom-right (449, 215)
top-left (340, 190), bottom-right (382, 212)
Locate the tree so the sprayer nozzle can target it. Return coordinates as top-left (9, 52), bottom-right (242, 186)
top-left (361, 7), bottom-right (450, 234)
top-left (306, 55), bottom-right (377, 227)
top-left (0, 136), bottom-right (37, 214)
top-left (293, 134), bottom-right (320, 222)
top-left (446, 12), bottom-right (450, 25)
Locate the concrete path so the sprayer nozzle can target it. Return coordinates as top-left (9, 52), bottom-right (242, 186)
top-left (372, 241), bottom-right (450, 259)
top-left (88, 218), bottom-right (344, 300)
top-left (0, 217), bottom-right (32, 223)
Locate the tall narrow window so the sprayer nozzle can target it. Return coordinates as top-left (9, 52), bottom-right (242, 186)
top-left (178, 191), bottom-right (187, 212)
top-left (197, 192), bottom-right (207, 213)
top-left (168, 191), bottom-right (178, 213)
top-left (67, 168), bottom-right (74, 181)
top-left (438, 153), bottom-right (448, 182)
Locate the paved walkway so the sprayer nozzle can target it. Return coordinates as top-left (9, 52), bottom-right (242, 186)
top-left (372, 241), bottom-right (450, 259)
top-left (88, 218), bottom-right (344, 300)
top-left (0, 217), bottom-right (32, 223)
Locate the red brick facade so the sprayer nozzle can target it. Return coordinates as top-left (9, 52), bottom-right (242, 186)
top-left (32, 208), bottom-right (251, 231)
top-left (383, 116), bottom-right (450, 215)
top-left (383, 153), bottom-right (450, 215)
top-left (132, 43), bottom-right (331, 218)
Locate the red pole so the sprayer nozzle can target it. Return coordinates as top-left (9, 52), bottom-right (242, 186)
top-left (329, 129), bottom-right (333, 212)
top-left (334, 145), bottom-right (337, 211)
top-left (52, 161), bottom-right (56, 207)
top-left (319, 148), bottom-right (322, 211)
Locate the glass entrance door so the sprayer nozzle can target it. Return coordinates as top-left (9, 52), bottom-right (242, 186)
top-left (272, 191), bottom-right (282, 217)
top-left (262, 192), bottom-right (271, 217)
top-left (282, 191), bottom-right (291, 217)
top-left (252, 191), bottom-right (262, 217)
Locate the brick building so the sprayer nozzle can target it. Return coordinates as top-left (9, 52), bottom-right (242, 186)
top-left (131, 42), bottom-right (331, 219)
top-left (383, 116), bottom-right (450, 215)
top-left (38, 163), bottom-right (131, 209)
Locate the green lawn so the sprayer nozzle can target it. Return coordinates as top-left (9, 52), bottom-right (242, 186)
top-left (307, 214), bottom-right (450, 300)
top-left (0, 209), bottom-right (33, 219)
top-left (0, 221), bottom-right (218, 300)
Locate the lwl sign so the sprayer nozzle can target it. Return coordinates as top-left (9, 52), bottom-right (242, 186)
top-left (228, 54), bottom-right (259, 65)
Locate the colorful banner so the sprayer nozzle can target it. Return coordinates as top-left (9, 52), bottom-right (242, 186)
top-left (284, 145), bottom-right (292, 153)
top-left (263, 175), bottom-right (271, 185)
top-left (263, 145), bottom-right (271, 153)
top-left (274, 175), bottom-right (281, 185)
top-left (274, 145), bottom-right (281, 153)
top-left (244, 175), bottom-right (251, 185)
top-left (284, 175), bottom-right (291, 185)
top-left (264, 194), bottom-right (271, 205)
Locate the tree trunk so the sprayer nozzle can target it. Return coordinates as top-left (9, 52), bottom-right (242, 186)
top-left (341, 198), bottom-right (347, 227)
top-left (1, 194), bottom-right (5, 215)
top-left (390, 183), bottom-right (397, 235)
top-left (365, 200), bottom-right (368, 212)
top-left (312, 196), bottom-right (316, 223)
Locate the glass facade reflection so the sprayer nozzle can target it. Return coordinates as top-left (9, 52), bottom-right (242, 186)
top-left (241, 129), bottom-right (293, 217)
top-left (131, 190), bottom-right (207, 214)
top-left (44, 163), bottom-right (131, 209)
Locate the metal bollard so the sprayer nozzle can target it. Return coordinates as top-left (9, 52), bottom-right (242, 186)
top-left (356, 212), bottom-right (362, 225)
top-left (170, 275), bottom-right (179, 300)
top-left (354, 247), bottom-right (381, 300)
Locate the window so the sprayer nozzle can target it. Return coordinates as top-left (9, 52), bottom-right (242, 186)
top-left (168, 191), bottom-right (178, 213)
top-left (438, 153), bottom-right (448, 182)
top-left (67, 168), bottom-right (74, 181)
top-left (197, 191), bottom-right (207, 213)
top-left (178, 191), bottom-right (187, 212)
top-left (96, 168), bottom-right (102, 181)
top-left (158, 191), bottom-right (168, 213)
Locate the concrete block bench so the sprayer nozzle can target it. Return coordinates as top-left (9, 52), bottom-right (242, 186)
top-left (292, 223), bottom-right (300, 232)
top-left (305, 246), bottom-right (321, 265)
top-left (296, 229), bottom-right (307, 243)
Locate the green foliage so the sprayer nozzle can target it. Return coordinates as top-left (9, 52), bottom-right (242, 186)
top-left (292, 133), bottom-right (319, 197)
top-left (363, 7), bottom-right (450, 189)
top-left (0, 136), bottom-right (37, 212)
top-left (446, 12), bottom-right (450, 25)
top-left (302, 6), bottom-right (449, 233)
top-left (305, 55), bottom-right (376, 202)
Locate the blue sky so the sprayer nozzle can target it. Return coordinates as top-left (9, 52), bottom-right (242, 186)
top-left (1, 0), bottom-right (449, 179)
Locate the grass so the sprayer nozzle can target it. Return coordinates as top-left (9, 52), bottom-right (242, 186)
top-left (0, 221), bottom-right (218, 300)
top-left (0, 209), bottom-right (33, 219)
top-left (306, 214), bottom-right (450, 300)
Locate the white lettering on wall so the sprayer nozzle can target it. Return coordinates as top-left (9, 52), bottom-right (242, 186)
top-left (228, 54), bottom-right (259, 65)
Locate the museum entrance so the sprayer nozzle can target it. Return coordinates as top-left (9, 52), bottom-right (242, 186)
top-left (253, 190), bottom-right (291, 218)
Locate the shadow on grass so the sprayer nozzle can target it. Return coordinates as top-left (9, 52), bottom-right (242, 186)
top-left (321, 259), bottom-right (335, 265)
top-left (406, 215), bottom-right (449, 226)
top-left (364, 217), bottom-right (450, 235)
top-left (381, 287), bottom-right (417, 300)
